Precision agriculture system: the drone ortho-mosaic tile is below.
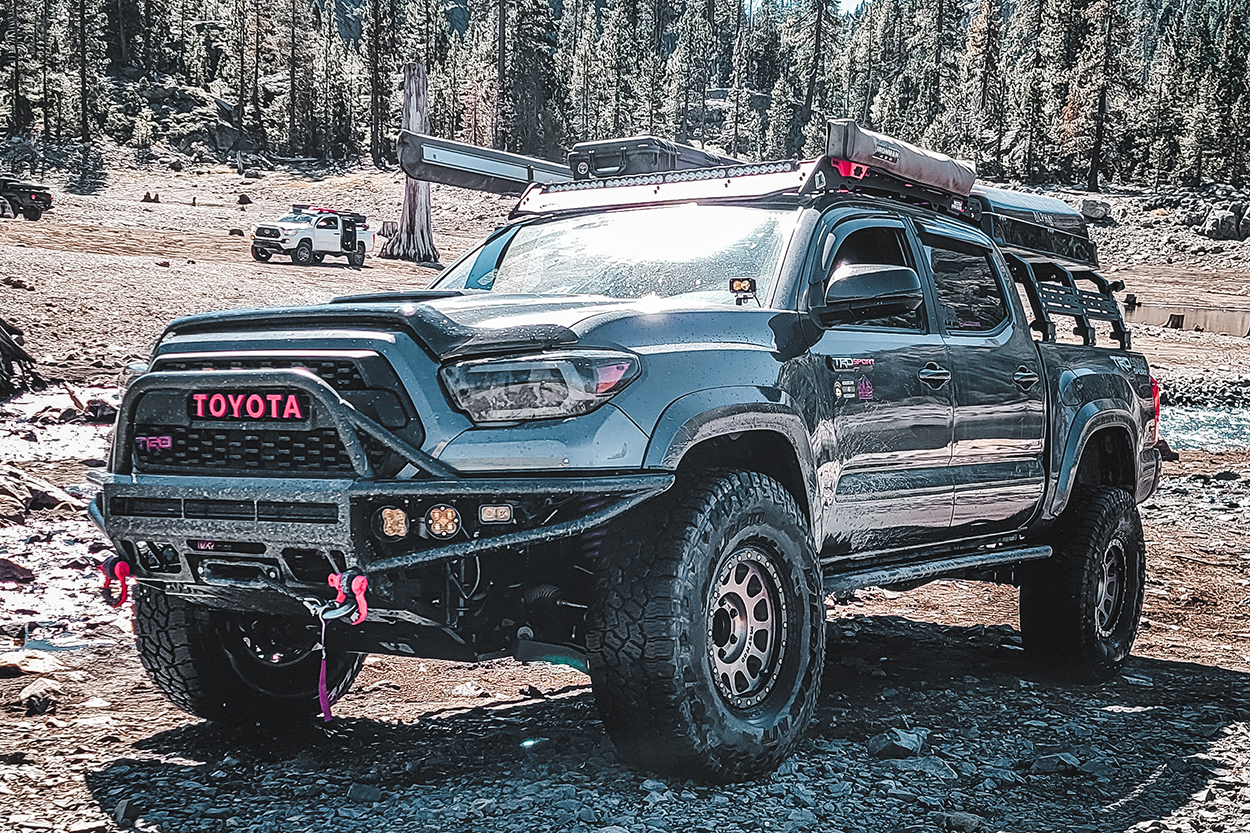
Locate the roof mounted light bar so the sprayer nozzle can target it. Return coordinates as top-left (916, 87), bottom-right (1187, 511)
top-left (513, 160), bottom-right (812, 216)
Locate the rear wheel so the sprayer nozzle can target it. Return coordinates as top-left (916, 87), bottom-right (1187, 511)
top-left (587, 470), bottom-right (824, 782)
top-left (22, 206), bottom-right (41, 221)
top-left (251, 246), bottom-right (271, 262)
top-left (132, 583), bottom-right (362, 724)
top-left (1019, 487), bottom-right (1145, 681)
top-left (347, 243), bottom-right (365, 268)
top-left (291, 240), bottom-right (314, 266)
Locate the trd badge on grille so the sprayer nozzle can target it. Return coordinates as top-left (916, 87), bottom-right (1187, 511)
top-left (189, 392), bottom-right (308, 420)
top-left (135, 435), bottom-right (173, 451)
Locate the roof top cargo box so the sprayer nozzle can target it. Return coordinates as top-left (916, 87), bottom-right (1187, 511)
top-left (969, 186), bottom-right (1098, 268)
top-left (826, 120), bottom-right (976, 197)
top-left (568, 136), bottom-right (741, 180)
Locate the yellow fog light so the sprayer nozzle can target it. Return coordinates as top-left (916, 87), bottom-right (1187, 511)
top-left (426, 505), bottom-right (460, 538)
top-left (479, 504), bottom-right (513, 524)
top-left (378, 506), bottom-right (408, 538)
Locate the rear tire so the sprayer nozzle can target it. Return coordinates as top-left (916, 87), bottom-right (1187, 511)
top-left (22, 206), bottom-right (41, 221)
top-left (291, 240), bottom-right (314, 266)
top-left (1019, 487), bottom-right (1145, 681)
top-left (587, 470), bottom-right (824, 782)
top-left (251, 246), bottom-right (271, 262)
top-left (347, 243), bottom-right (365, 268)
top-left (132, 583), bottom-right (363, 724)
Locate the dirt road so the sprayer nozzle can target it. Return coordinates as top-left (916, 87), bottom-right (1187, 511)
top-left (2, 166), bottom-right (1250, 833)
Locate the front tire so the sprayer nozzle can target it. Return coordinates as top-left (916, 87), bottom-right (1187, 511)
top-left (132, 583), bottom-right (363, 724)
top-left (290, 240), bottom-right (314, 266)
top-left (251, 246), bottom-right (271, 262)
top-left (1019, 487), bottom-right (1145, 681)
top-left (587, 470), bottom-right (824, 782)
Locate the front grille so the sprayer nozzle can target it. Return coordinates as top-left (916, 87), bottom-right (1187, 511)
top-left (255, 226), bottom-right (280, 238)
top-left (133, 425), bottom-right (355, 474)
top-left (153, 357), bottom-right (367, 391)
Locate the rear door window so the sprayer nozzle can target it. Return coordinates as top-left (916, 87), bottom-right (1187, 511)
top-left (922, 233), bottom-right (1009, 334)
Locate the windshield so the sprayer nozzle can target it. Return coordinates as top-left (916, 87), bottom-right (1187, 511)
top-left (277, 214), bottom-right (314, 225)
top-left (434, 203), bottom-right (797, 305)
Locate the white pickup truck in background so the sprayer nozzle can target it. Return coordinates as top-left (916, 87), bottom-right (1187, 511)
top-left (251, 204), bottom-right (379, 267)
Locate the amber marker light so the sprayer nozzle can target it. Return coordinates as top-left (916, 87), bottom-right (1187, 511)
top-left (378, 507), bottom-right (408, 538)
top-left (426, 505), bottom-right (460, 538)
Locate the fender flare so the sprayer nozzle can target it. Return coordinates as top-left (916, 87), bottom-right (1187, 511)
top-left (643, 387), bottom-right (821, 542)
top-left (1048, 400), bottom-right (1138, 518)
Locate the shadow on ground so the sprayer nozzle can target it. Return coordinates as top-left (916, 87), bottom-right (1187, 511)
top-left (84, 616), bottom-right (1250, 833)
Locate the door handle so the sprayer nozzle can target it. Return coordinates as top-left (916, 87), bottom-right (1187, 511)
top-left (917, 363), bottom-right (951, 388)
top-left (1014, 367), bottom-right (1040, 390)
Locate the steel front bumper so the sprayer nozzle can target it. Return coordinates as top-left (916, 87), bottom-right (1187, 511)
top-left (92, 471), bottom-right (673, 609)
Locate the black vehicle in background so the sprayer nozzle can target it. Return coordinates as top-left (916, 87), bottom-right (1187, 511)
top-left (0, 176), bottom-right (53, 220)
top-left (93, 121), bottom-right (1160, 782)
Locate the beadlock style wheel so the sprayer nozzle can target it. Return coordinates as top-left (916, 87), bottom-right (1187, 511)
top-left (708, 548), bottom-right (788, 709)
top-left (1094, 538), bottom-right (1127, 635)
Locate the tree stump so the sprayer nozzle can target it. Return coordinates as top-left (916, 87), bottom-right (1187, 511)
top-left (381, 63), bottom-right (439, 264)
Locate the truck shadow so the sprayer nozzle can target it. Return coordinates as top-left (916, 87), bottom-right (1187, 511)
top-left (83, 616), bottom-right (1249, 832)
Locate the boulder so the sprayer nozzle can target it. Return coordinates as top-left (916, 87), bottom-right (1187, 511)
top-left (1201, 209), bottom-right (1238, 240)
top-left (1080, 199), bottom-right (1111, 220)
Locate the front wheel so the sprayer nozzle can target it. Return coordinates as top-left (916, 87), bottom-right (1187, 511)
top-left (251, 246), bottom-right (271, 262)
top-left (290, 240), bottom-right (314, 266)
top-left (132, 583), bottom-right (363, 724)
top-left (347, 243), bottom-right (365, 268)
top-left (22, 206), bottom-right (42, 221)
top-left (1019, 487), bottom-right (1146, 681)
top-left (587, 470), bottom-right (824, 782)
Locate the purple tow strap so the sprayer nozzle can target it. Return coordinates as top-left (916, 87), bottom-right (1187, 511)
top-left (317, 617), bottom-right (332, 722)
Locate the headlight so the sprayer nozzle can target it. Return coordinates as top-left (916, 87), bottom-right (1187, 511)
top-left (440, 350), bottom-right (639, 423)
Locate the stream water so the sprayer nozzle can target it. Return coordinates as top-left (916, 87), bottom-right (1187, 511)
top-left (1159, 406), bottom-right (1250, 451)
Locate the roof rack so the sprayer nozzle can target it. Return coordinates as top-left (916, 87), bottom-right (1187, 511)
top-left (291, 204), bottom-right (367, 224)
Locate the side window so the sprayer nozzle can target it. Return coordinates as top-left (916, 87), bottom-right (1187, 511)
top-left (317, 216), bottom-right (338, 230)
top-left (826, 226), bottom-right (923, 330)
top-left (924, 235), bottom-right (1008, 334)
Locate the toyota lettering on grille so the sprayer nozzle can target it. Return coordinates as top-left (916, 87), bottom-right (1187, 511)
top-left (189, 392), bottom-right (308, 420)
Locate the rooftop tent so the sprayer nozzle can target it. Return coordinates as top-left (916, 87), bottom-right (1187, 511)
top-left (825, 120), bottom-right (977, 197)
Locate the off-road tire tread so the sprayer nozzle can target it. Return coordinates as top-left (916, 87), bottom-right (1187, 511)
top-left (133, 583), bottom-right (361, 724)
top-left (587, 469), bottom-right (823, 782)
top-left (1020, 486), bottom-right (1145, 682)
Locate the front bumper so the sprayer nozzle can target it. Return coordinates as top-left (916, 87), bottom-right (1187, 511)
top-left (251, 238), bottom-right (289, 252)
top-left (93, 469), bottom-right (673, 586)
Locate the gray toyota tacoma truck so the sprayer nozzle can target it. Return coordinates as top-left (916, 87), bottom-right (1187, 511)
top-left (92, 121), bottom-right (1161, 781)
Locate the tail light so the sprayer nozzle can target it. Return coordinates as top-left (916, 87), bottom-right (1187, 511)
top-left (1150, 376), bottom-right (1161, 445)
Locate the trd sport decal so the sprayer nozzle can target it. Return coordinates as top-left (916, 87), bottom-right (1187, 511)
top-left (190, 392), bottom-right (308, 420)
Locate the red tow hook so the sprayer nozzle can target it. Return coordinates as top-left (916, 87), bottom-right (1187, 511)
top-left (326, 571), bottom-right (369, 625)
top-left (100, 556), bottom-right (131, 607)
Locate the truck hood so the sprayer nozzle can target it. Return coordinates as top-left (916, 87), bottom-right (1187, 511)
top-left (160, 291), bottom-right (716, 361)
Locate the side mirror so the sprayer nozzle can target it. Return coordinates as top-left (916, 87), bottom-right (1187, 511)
top-left (811, 264), bottom-right (924, 328)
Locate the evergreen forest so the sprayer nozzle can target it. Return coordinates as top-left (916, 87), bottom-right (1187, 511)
top-left (0, 0), bottom-right (1247, 188)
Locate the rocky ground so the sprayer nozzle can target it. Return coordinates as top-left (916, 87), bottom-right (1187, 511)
top-left (2, 162), bottom-right (1250, 833)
